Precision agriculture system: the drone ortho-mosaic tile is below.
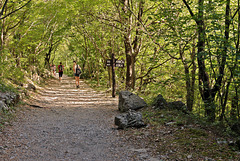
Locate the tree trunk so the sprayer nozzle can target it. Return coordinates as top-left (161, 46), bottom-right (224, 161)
top-left (122, 0), bottom-right (143, 90)
top-left (1, 15), bottom-right (5, 59)
top-left (108, 66), bottom-right (111, 88)
top-left (180, 39), bottom-right (196, 112)
top-left (84, 34), bottom-right (91, 79)
top-left (190, 41), bottom-right (197, 111)
top-left (183, 58), bottom-right (195, 112)
top-left (124, 37), bottom-right (136, 90)
top-left (112, 53), bottom-right (116, 97)
top-left (195, 0), bottom-right (216, 121)
top-left (122, 0), bottom-right (133, 90)
top-left (97, 61), bottom-right (100, 86)
top-left (45, 43), bottom-right (53, 69)
top-left (125, 38), bottom-right (133, 89)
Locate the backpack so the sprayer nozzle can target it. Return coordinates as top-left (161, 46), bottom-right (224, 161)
top-left (59, 65), bottom-right (63, 71)
top-left (76, 65), bottom-right (81, 75)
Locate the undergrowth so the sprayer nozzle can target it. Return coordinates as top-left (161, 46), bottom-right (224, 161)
top-left (141, 107), bottom-right (240, 160)
top-left (0, 104), bottom-right (17, 131)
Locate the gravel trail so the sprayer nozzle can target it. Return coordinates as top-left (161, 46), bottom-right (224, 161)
top-left (0, 75), bottom-right (156, 161)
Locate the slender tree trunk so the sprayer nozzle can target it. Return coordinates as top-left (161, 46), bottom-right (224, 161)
top-left (138, 64), bottom-right (144, 91)
top-left (122, 0), bottom-right (133, 90)
top-left (183, 56), bottom-right (195, 112)
top-left (122, 0), bottom-right (143, 90)
top-left (1, 16), bottom-right (5, 59)
top-left (190, 40), bottom-right (197, 111)
top-left (236, 87), bottom-right (239, 119)
top-left (194, 0), bottom-right (216, 121)
top-left (230, 0), bottom-right (240, 121)
top-left (84, 34), bottom-right (91, 79)
top-left (218, 0), bottom-right (231, 121)
top-left (236, 0), bottom-right (240, 121)
top-left (125, 37), bottom-right (133, 89)
top-left (97, 61), bottom-right (100, 86)
top-left (45, 44), bottom-right (52, 69)
top-left (108, 66), bottom-right (111, 88)
top-left (180, 39), bottom-right (196, 112)
top-left (112, 53), bottom-right (116, 97)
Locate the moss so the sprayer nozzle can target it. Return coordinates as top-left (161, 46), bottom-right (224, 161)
top-left (187, 128), bottom-right (208, 137)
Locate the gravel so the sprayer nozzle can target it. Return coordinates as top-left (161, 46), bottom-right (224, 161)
top-left (0, 76), bottom-right (158, 161)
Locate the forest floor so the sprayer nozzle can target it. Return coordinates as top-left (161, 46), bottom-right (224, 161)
top-left (0, 75), bottom-right (160, 161)
top-left (0, 75), bottom-right (240, 160)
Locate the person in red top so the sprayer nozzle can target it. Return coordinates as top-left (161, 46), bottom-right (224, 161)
top-left (58, 62), bottom-right (64, 82)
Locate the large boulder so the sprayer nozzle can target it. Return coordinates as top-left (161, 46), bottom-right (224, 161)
top-left (118, 91), bottom-right (147, 112)
top-left (168, 101), bottom-right (186, 111)
top-left (152, 94), bottom-right (168, 109)
top-left (153, 94), bottom-right (187, 112)
top-left (115, 110), bottom-right (146, 129)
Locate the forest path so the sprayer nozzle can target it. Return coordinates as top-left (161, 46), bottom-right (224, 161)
top-left (0, 75), bottom-right (157, 161)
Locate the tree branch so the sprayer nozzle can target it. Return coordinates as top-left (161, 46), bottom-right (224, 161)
top-left (182, 0), bottom-right (195, 18)
top-left (137, 57), bottom-right (172, 79)
top-left (0, 0), bottom-right (9, 18)
top-left (0, 0), bottom-right (31, 20)
top-left (232, 6), bottom-right (240, 19)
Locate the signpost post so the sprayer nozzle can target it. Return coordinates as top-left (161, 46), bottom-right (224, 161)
top-left (106, 54), bottom-right (125, 97)
top-left (112, 53), bottom-right (116, 97)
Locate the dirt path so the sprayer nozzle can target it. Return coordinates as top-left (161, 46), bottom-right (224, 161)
top-left (0, 75), bottom-right (159, 161)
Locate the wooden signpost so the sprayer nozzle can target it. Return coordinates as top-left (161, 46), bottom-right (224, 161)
top-left (106, 53), bottom-right (125, 97)
top-left (106, 59), bottom-right (111, 67)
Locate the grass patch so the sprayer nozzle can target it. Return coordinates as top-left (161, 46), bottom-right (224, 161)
top-left (0, 81), bottom-right (18, 93)
top-left (84, 79), bottom-right (111, 94)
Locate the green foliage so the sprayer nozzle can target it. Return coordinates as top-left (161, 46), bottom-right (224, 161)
top-left (0, 0), bottom-right (239, 136)
top-left (0, 81), bottom-right (16, 93)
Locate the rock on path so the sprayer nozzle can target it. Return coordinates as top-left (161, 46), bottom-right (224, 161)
top-left (0, 75), bottom-right (157, 161)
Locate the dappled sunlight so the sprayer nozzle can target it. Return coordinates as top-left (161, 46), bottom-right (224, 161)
top-left (27, 76), bottom-right (118, 109)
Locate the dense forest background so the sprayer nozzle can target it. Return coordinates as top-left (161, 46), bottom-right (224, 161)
top-left (0, 0), bottom-right (239, 134)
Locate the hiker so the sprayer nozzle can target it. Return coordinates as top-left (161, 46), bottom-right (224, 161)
top-left (73, 61), bottom-right (81, 88)
top-left (52, 64), bottom-right (56, 76)
top-left (58, 62), bottom-right (64, 82)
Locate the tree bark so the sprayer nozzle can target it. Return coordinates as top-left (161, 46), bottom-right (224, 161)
top-left (125, 33), bottom-right (133, 89)
top-left (180, 40), bottom-right (196, 112)
top-left (122, 0), bottom-right (144, 90)
top-left (45, 43), bottom-right (53, 69)
top-left (112, 53), bottom-right (116, 97)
